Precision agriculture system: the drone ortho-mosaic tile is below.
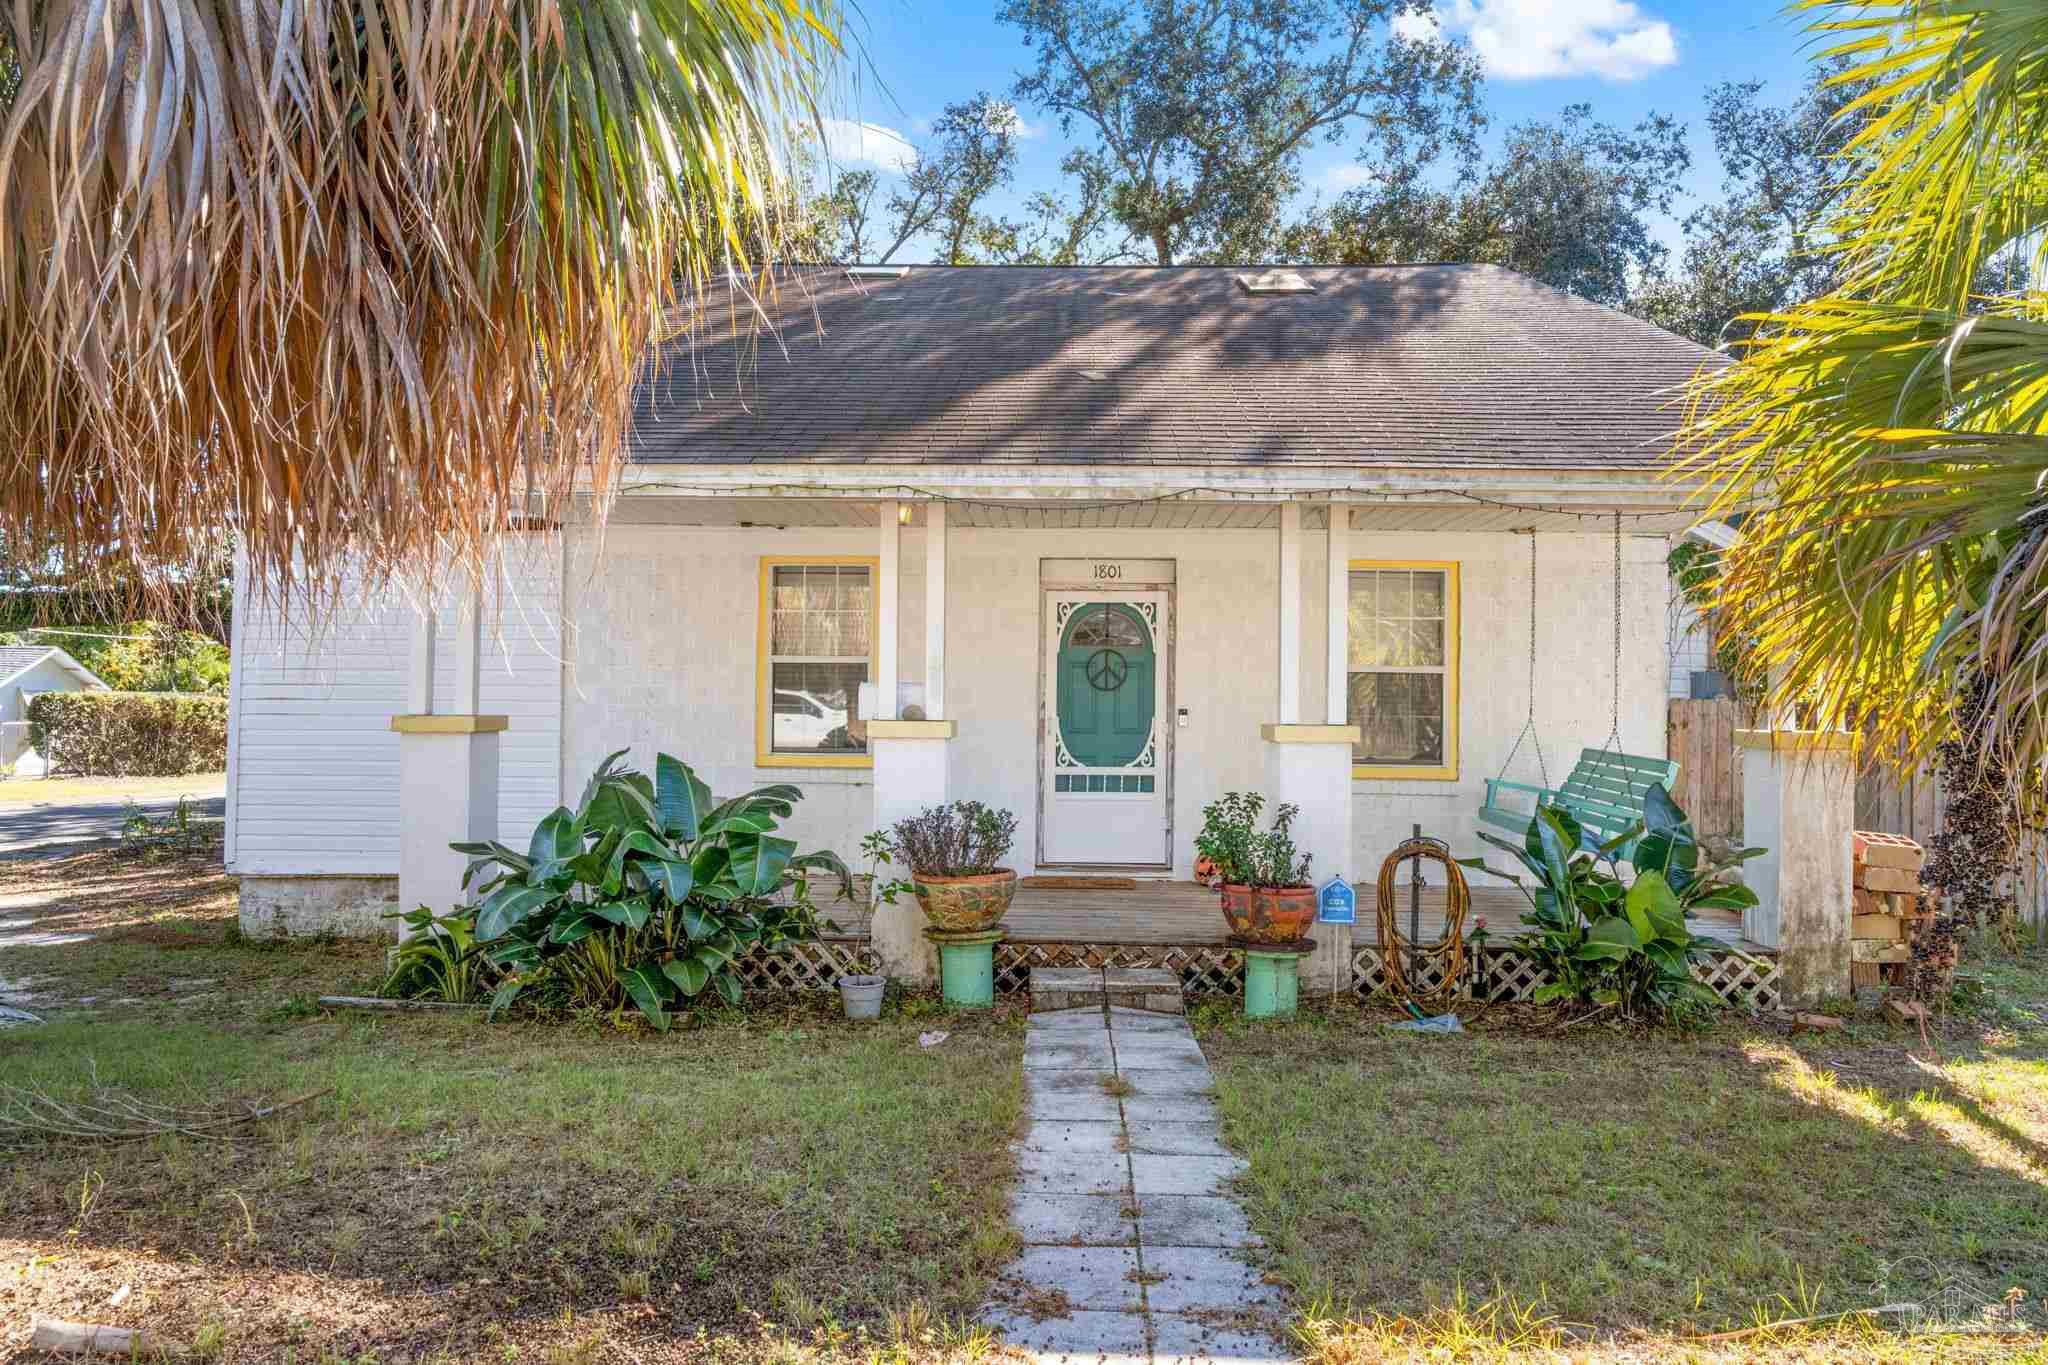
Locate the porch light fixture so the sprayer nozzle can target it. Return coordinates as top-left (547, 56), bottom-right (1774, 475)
top-left (897, 503), bottom-right (914, 525)
top-left (1235, 270), bottom-right (1315, 295)
top-left (845, 265), bottom-right (910, 281)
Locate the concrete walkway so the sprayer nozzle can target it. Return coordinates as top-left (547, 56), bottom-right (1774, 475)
top-left (984, 1004), bottom-right (1291, 1364)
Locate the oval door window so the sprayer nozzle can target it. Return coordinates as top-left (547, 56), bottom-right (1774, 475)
top-left (1057, 604), bottom-right (1155, 769)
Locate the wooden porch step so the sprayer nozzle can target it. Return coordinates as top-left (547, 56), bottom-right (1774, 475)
top-left (1029, 966), bottom-right (1184, 1015)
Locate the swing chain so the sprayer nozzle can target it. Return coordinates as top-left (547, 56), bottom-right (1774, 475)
top-left (1496, 530), bottom-right (1548, 790)
top-left (1606, 511), bottom-right (1624, 754)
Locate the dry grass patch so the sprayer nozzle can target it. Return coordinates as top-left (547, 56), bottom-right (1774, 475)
top-left (0, 845), bottom-right (1031, 1361)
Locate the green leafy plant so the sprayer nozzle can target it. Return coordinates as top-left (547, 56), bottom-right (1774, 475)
top-left (455, 750), bottom-right (851, 1030)
top-left (856, 830), bottom-right (915, 915)
top-left (889, 801), bottom-right (1017, 877)
top-left (1196, 792), bottom-right (1313, 888)
top-left (1246, 801), bottom-right (1313, 889)
top-left (1458, 784), bottom-right (1762, 1022)
top-left (380, 905), bottom-right (490, 1004)
top-left (1195, 791), bottom-right (1262, 885)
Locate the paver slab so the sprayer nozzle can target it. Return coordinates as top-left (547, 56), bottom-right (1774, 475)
top-left (1121, 1095), bottom-right (1224, 1124)
top-left (1025, 1036), bottom-right (1119, 1071)
top-left (1009, 1193), bottom-right (1138, 1247)
top-left (980, 1307), bottom-right (1149, 1363)
top-left (1017, 1146), bottom-right (1129, 1195)
top-left (1122, 1120), bottom-right (1232, 1158)
top-left (1032, 1009), bottom-right (1111, 1033)
top-left (1112, 1035), bottom-right (1210, 1067)
top-left (1130, 1154), bottom-right (1248, 1197)
top-left (996, 1247), bottom-right (1144, 1310)
top-left (1139, 1246), bottom-right (1287, 1314)
top-left (1028, 1086), bottom-right (1125, 1122)
top-left (1150, 1311), bottom-right (1292, 1365)
top-left (1132, 1195), bottom-right (1263, 1249)
top-left (1113, 1061), bottom-right (1216, 1093)
top-left (1022, 1119), bottom-right (1127, 1154)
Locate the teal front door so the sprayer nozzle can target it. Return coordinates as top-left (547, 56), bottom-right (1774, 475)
top-left (1042, 589), bottom-right (1171, 866)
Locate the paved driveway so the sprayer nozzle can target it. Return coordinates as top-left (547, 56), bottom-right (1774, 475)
top-left (0, 781), bottom-right (226, 856)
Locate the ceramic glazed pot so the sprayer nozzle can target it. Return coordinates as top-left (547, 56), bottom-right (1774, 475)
top-left (1221, 884), bottom-right (1316, 945)
top-left (912, 869), bottom-right (1018, 932)
top-left (1218, 883), bottom-right (1255, 937)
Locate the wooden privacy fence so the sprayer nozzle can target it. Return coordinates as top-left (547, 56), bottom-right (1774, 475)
top-left (1666, 697), bottom-right (1744, 837)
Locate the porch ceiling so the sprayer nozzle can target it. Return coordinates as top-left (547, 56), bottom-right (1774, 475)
top-left (600, 493), bottom-right (1701, 535)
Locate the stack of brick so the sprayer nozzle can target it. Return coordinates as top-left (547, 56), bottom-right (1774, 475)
top-left (1851, 831), bottom-right (1927, 988)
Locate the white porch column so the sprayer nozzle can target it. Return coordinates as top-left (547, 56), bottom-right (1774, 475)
top-left (1738, 729), bottom-right (1855, 1008)
top-left (877, 500), bottom-right (901, 719)
top-left (392, 576), bottom-right (505, 929)
top-left (1277, 501), bottom-right (1302, 723)
top-left (1325, 503), bottom-right (1349, 725)
top-left (925, 503), bottom-right (947, 719)
top-left (869, 502), bottom-right (952, 984)
top-left (1263, 500), bottom-right (1358, 996)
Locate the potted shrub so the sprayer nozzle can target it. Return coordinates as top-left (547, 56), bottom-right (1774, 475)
top-left (1197, 793), bottom-right (1316, 944)
top-left (1195, 791), bottom-right (1260, 934)
top-left (1244, 801), bottom-right (1316, 942)
top-left (893, 801), bottom-right (1020, 931)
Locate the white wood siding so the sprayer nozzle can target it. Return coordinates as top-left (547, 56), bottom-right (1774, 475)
top-left (226, 545), bottom-right (564, 875)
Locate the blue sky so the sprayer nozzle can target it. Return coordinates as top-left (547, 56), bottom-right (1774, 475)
top-left (816, 0), bottom-right (1829, 260)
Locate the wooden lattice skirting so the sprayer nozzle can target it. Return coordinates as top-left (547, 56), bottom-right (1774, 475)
top-left (993, 942), bottom-right (1247, 997)
top-left (1357, 944), bottom-right (1781, 1010)
top-left (730, 938), bottom-right (880, 993)
top-left (755, 938), bottom-right (1781, 1009)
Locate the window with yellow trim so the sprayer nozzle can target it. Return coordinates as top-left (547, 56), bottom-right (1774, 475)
top-left (758, 559), bottom-right (875, 765)
top-left (1347, 562), bottom-right (1459, 779)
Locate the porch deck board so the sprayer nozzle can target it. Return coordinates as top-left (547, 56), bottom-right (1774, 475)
top-left (1000, 881), bottom-right (1765, 953)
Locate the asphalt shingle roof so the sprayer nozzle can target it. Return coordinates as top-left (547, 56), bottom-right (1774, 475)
top-left (0, 646), bottom-right (58, 681)
top-left (627, 264), bottom-right (1725, 471)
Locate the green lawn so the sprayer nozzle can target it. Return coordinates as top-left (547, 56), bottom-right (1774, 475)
top-left (1194, 953), bottom-right (2048, 1353)
top-left (0, 844), bottom-right (1025, 1363)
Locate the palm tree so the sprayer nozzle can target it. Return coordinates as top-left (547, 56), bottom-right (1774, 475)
top-left (0, 2), bottom-right (834, 608)
top-left (1683, 0), bottom-right (2048, 788)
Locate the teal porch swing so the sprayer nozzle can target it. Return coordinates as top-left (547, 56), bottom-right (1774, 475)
top-left (1476, 518), bottom-right (1678, 860)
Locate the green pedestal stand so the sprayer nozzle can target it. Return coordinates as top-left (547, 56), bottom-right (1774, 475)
top-left (1240, 939), bottom-right (1315, 1020)
top-left (925, 925), bottom-right (1007, 1009)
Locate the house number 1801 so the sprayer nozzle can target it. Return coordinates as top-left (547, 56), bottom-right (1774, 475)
top-left (1092, 563), bottom-right (1122, 580)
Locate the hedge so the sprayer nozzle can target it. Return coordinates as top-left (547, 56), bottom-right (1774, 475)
top-left (26, 691), bottom-right (228, 777)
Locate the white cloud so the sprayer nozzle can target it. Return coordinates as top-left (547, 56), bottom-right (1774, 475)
top-left (1314, 164), bottom-right (1375, 193)
top-left (1395, 0), bottom-right (1678, 82)
top-left (821, 118), bottom-right (917, 174)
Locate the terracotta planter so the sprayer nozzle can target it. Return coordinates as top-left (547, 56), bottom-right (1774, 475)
top-left (912, 869), bottom-right (1018, 932)
top-left (1218, 883), bottom-right (1254, 937)
top-left (1220, 883), bottom-right (1316, 945)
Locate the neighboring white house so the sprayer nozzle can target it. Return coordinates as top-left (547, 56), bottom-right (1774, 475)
top-left (227, 264), bottom-right (1727, 968)
top-left (0, 644), bottom-right (112, 772)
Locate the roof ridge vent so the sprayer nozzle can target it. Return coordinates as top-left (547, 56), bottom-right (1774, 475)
top-left (1235, 269), bottom-right (1314, 295)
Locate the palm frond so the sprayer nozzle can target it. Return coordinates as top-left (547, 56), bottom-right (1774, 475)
top-left (0, 0), bottom-right (835, 612)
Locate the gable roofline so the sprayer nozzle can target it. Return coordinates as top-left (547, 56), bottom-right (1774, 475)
top-left (0, 645), bottom-right (112, 693)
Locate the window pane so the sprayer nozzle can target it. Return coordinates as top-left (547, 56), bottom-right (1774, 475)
top-left (1413, 618), bottom-right (1445, 667)
top-left (1413, 571), bottom-right (1445, 617)
top-left (1379, 572), bottom-right (1413, 619)
top-left (768, 564), bottom-right (871, 659)
top-left (1348, 671), bottom-right (1444, 766)
top-left (770, 661), bottom-right (867, 754)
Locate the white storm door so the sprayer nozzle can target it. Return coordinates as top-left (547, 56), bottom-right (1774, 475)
top-left (1041, 590), bottom-right (1171, 866)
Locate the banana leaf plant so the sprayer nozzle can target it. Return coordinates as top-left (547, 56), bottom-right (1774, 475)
top-left (455, 750), bottom-right (851, 1029)
top-left (1457, 785), bottom-right (1763, 1019)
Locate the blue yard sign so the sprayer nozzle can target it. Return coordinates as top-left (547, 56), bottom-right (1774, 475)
top-left (1317, 874), bottom-right (1356, 925)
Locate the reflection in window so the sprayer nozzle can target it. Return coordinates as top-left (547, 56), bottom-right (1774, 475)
top-left (1348, 567), bottom-right (1454, 769)
top-left (767, 564), bottom-right (870, 755)
top-left (1066, 605), bottom-right (1148, 648)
